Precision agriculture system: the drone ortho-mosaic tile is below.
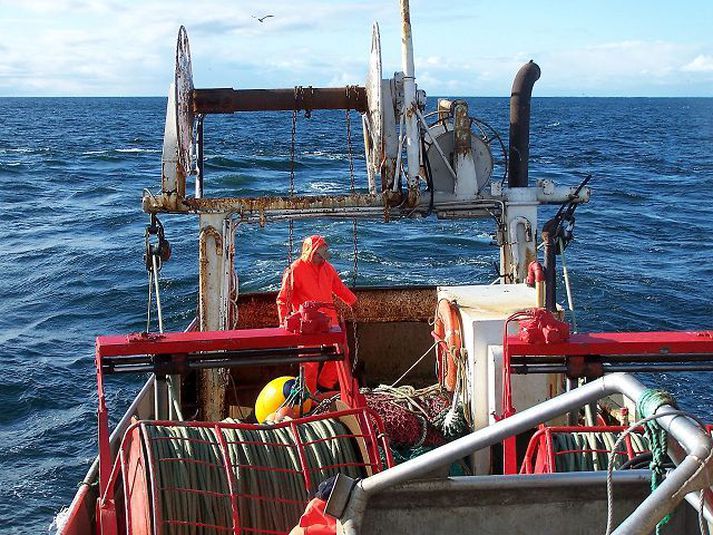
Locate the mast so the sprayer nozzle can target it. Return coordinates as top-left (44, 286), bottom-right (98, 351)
top-left (400, 0), bottom-right (421, 206)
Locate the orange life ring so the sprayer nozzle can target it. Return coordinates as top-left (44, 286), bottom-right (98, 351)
top-left (433, 299), bottom-right (463, 392)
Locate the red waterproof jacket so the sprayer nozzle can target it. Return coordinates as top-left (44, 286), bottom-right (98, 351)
top-left (276, 235), bottom-right (357, 390)
top-left (293, 498), bottom-right (336, 535)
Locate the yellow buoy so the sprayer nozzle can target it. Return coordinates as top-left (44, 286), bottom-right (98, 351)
top-left (254, 376), bottom-right (312, 423)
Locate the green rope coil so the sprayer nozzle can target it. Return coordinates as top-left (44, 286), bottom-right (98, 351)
top-left (143, 418), bottom-right (366, 535)
top-left (637, 388), bottom-right (678, 534)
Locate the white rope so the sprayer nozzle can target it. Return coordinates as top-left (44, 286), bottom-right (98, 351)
top-left (145, 271), bottom-right (153, 332)
top-left (700, 489), bottom-right (710, 535)
top-left (559, 237), bottom-right (577, 332)
top-left (166, 376), bottom-right (185, 421)
top-left (390, 339), bottom-right (439, 388)
top-left (151, 253), bottom-right (164, 333)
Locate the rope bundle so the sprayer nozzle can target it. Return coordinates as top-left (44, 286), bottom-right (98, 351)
top-left (143, 418), bottom-right (365, 535)
top-left (362, 385), bottom-right (453, 448)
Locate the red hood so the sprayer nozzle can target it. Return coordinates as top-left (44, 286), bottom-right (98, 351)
top-left (300, 235), bottom-right (327, 262)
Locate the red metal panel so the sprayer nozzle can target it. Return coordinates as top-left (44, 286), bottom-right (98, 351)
top-left (97, 327), bottom-right (346, 357)
top-left (507, 330), bottom-right (713, 357)
top-left (123, 426), bottom-right (151, 535)
top-left (58, 484), bottom-right (93, 535)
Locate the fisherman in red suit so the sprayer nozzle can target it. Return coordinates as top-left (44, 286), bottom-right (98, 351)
top-left (276, 235), bottom-right (357, 392)
top-left (289, 476), bottom-right (338, 535)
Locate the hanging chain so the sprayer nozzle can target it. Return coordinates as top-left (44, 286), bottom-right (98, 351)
top-left (288, 93), bottom-right (298, 266)
top-left (346, 105), bottom-right (356, 193)
top-left (345, 105), bottom-right (358, 285)
top-left (346, 102), bottom-right (360, 373)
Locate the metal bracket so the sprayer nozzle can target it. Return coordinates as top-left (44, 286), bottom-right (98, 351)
top-left (325, 474), bottom-right (358, 518)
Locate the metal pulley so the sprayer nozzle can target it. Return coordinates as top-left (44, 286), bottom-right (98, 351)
top-left (543, 174), bottom-right (592, 255)
top-left (144, 214), bottom-right (171, 271)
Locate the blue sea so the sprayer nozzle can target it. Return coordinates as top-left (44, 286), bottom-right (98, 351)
top-left (0, 96), bottom-right (712, 533)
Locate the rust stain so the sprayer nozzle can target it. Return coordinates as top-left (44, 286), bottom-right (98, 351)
top-left (453, 101), bottom-right (472, 156)
top-left (400, 0), bottom-right (412, 41)
top-left (235, 287), bottom-right (437, 329)
top-left (182, 193), bottom-right (382, 215)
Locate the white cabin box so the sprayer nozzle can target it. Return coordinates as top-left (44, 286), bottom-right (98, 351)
top-left (437, 284), bottom-right (563, 474)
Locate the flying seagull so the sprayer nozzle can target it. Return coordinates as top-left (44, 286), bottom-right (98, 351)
top-left (252, 14), bottom-right (275, 23)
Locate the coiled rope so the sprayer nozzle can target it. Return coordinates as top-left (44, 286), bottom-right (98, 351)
top-left (552, 431), bottom-right (649, 472)
top-left (143, 418), bottom-right (366, 535)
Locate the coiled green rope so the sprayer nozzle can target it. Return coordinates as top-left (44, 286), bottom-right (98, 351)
top-left (144, 418), bottom-right (366, 535)
top-left (637, 388), bottom-right (678, 534)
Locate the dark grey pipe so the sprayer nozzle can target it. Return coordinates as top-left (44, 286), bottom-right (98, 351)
top-left (542, 228), bottom-right (557, 311)
top-left (508, 60), bottom-right (541, 188)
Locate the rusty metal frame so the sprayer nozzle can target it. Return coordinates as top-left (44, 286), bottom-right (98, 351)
top-left (143, 190), bottom-right (506, 222)
top-left (193, 86), bottom-right (367, 115)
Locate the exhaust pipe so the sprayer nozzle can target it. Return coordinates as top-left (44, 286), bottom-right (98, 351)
top-left (508, 60), bottom-right (541, 188)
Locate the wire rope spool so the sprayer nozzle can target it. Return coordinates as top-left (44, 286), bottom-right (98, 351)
top-left (174, 26), bottom-right (194, 188)
top-left (422, 119), bottom-right (493, 196)
top-left (364, 22), bottom-right (383, 190)
top-left (161, 26), bottom-right (194, 207)
top-left (119, 410), bottom-right (390, 535)
top-left (432, 299), bottom-right (464, 392)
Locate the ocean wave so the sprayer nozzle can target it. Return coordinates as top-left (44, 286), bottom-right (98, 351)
top-left (115, 147), bottom-right (161, 153)
top-left (2, 96), bottom-right (713, 533)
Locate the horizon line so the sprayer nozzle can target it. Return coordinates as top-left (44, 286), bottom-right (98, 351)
top-left (1, 94), bottom-right (712, 99)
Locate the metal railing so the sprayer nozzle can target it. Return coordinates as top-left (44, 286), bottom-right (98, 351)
top-left (330, 373), bottom-right (713, 535)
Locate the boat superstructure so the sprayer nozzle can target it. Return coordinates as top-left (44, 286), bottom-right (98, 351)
top-left (57, 1), bottom-right (713, 534)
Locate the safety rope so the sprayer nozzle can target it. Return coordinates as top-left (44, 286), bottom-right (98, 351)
top-left (144, 418), bottom-right (366, 535)
top-left (390, 339), bottom-right (439, 388)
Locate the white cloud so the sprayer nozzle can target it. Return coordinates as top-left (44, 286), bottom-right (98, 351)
top-left (682, 54), bottom-right (713, 73)
top-left (518, 40), bottom-right (713, 96)
top-left (0, 1), bottom-right (711, 96)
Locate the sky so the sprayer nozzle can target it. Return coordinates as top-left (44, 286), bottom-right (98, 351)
top-left (1, 0), bottom-right (712, 97)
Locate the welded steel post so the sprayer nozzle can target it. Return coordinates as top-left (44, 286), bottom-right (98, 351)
top-left (508, 61), bottom-right (541, 188)
top-left (400, 0), bottom-right (421, 206)
top-left (197, 213), bottom-right (231, 420)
